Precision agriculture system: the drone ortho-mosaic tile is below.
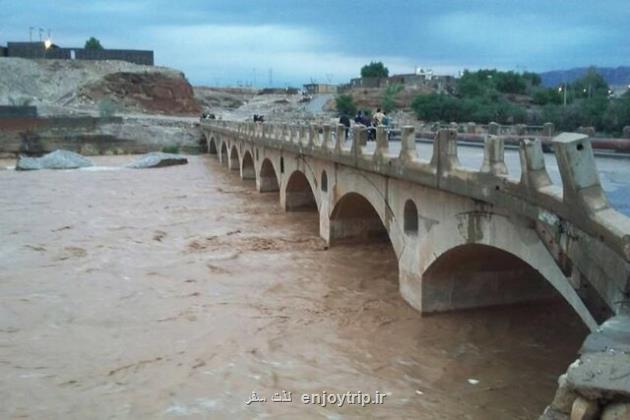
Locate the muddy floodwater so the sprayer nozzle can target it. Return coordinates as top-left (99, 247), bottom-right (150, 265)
top-left (0, 155), bottom-right (588, 419)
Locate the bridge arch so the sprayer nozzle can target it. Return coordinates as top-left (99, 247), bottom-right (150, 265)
top-left (259, 158), bottom-right (280, 192)
top-left (241, 150), bottom-right (255, 180)
top-left (283, 170), bottom-right (318, 211)
top-left (208, 136), bottom-right (217, 155)
top-left (229, 144), bottom-right (240, 171)
top-left (407, 211), bottom-right (598, 330)
top-left (328, 169), bottom-right (404, 257)
top-left (329, 192), bottom-right (391, 245)
top-left (220, 141), bottom-right (228, 166)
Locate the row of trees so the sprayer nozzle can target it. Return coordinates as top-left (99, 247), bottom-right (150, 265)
top-left (411, 67), bottom-right (630, 135)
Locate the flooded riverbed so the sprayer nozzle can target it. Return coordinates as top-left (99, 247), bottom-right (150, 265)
top-left (0, 155), bottom-right (587, 419)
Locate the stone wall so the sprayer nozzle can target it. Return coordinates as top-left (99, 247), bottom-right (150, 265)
top-left (5, 42), bottom-right (154, 65)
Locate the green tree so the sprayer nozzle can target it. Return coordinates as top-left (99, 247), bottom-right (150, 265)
top-left (84, 37), bottom-right (104, 50)
top-left (360, 61), bottom-right (389, 78)
top-left (335, 94), bottom-right (357, 116)
top-left (571, 67), bottom-right (609, 99)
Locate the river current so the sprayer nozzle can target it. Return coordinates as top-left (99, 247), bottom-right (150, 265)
top-left (0, 155), bottom-right (587, 419)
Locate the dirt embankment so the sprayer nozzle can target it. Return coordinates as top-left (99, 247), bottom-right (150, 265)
top-left (0, 57), bottom-right (200, 116)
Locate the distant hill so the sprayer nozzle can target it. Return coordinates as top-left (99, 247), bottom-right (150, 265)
top-left (540, 66), bottom-right (630, 87)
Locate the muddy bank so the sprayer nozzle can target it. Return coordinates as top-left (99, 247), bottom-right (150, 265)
top-left (0, 155), bottom-right (587, 419)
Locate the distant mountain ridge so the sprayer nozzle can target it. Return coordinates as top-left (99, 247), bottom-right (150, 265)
top-left (540, 66), bottom-right (630, 87)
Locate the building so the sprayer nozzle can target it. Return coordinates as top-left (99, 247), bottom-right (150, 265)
top-left (0, 41), bottom-right (154, 66)
top-left (346, 71), bottom-right (456, 94)
top-left (303, 83), bottom-right (338, 94)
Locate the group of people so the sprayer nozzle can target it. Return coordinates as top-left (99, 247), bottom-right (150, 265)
top-left (339, 108), bottom-right (392, 141)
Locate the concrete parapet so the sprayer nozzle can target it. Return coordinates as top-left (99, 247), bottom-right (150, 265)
top-left (553, 133), bottom-right (609, 214)
top-left (623, 126), bottom-right (630, 139)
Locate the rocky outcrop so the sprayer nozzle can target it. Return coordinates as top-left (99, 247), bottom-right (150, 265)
top-left (126, 152), bottom-right (188, 168)
top-left (16, 149), bottom-right (93, 170)
top-left (541, 315), bottom-right (630, 420)
top-left (78, 72), bottom-right (201, 115)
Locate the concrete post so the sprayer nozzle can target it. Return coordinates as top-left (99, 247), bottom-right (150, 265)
top-left (298, 125), bottom-right (307, 146)
top-left (308, 124), bottom-right (317, 147)
top-left (466, 122), bottom-right (476, 134)
top-left (481, 135), bottom-right (508, 175)
top-left (553, 133), bottom-right (609, 213)
top-left (335, 124), bottom-right (345, 153)
top-left (430, 129), bottom-right (459, 175)
top-left (322, 124), bottom-right (332, 150)
top-left (399, 126), bottom-right (417, 163)
top-left (543, 122), bottom-right (555, 137)
top-left (519, 138), bottom-right (552, 190)
top-left (623, 126), bottom-right (630, 139)
top-left (281, 123), bottom-right (288, 141)
top-left (351, 126), bottom-right (367, 159)
top-left (488, 122), bottom-right (500, 135)
top-left (374, 126), bottom-right (389, 160)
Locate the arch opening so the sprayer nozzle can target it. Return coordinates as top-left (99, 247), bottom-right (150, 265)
top-left (421, 244), bottom-right (561, 313)
top-left (199, 134), bottom-right (209, 153)
top-left (259, 159), bottom-right (279, 192)
top-left (241, 151), bottom-right (255, 180)
top-left (321, 170), bottom-right (328, 192)
top-left (285, 171), bottom-right (317, 211)
top-left (229, 146), bottom-right (239, 171)
top-left (404, 199), bottom-right (418, 235)
top-left (329, 192), bottom-right (389, 245)
top-left (208, 137), bottom-right (217, 155)
top-left (220, 142), bottom-right (228, 166)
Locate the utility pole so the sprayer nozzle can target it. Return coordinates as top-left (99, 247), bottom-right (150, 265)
top-left (29, 26), bottom-right (34, 42)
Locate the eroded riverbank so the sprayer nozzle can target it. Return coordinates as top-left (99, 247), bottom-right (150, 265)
top-left (0, 155), bottom-right (587, 419)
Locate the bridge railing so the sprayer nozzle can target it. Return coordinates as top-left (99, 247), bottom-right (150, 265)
top-left (205, 120), bottom-right (630, 268)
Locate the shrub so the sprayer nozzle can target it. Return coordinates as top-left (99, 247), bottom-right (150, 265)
top-left (335, 94), bottom-right (357, 116)
top-left (161, 145), bottom-right (180, 154)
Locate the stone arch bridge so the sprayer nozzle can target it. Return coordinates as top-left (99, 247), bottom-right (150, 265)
top-left (201, 121), bottom-right (630, 332)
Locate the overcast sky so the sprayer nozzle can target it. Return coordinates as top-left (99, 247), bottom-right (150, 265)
top-left (1, 0), bottom-right (628, 87)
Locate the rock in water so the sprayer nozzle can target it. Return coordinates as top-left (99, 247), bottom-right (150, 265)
top-left (126, 152), bottom-right (188, 169)
top-left (16, 150), bottom-right (94, 171)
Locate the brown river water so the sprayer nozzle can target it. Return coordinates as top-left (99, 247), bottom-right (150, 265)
top-left (0, 155), bottom-right (588, 419)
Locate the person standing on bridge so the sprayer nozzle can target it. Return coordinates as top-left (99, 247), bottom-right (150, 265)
top-left (373, 107), bottom-right (385, 126)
